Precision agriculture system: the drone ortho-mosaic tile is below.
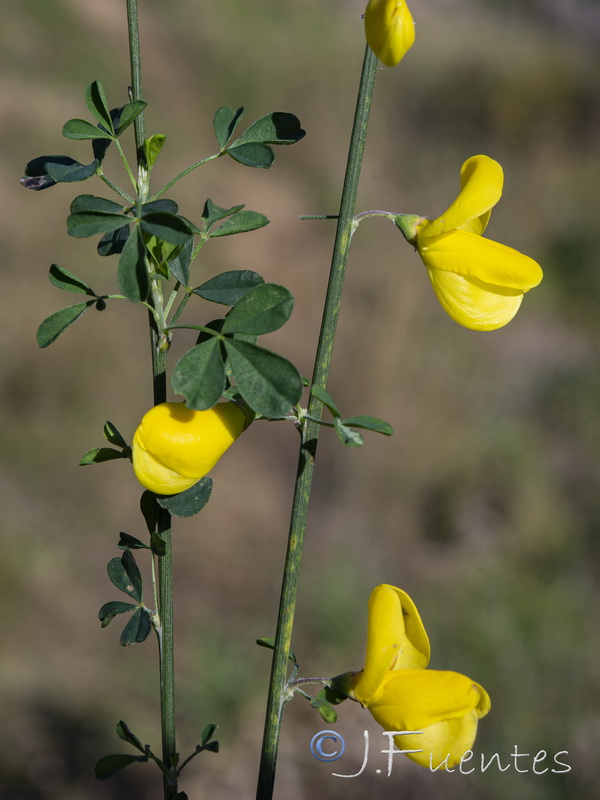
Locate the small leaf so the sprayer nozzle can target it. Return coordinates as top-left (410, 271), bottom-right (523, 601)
top-left (63, 118), bottom-right (113, 140)
top-left (168, 238), bottom-right (192, 287)
top-left (201, 198), bottom-right (245, 230)
top-left (174, 793), bottom-right (190, 800)
top-left (48, 264), bottom-right (94, 295)
top-left (21, 155), bottom-right (97, 190)
top-left (71, 194), bottom-right (126, 214)
top-left (318, 705), bottom-right (338, 724)
top-left (118, 226), bottom-right (148, 303)
top-left (118, 532), bottom-right (150, 551)
top-left (98, 601), bottom-right (137, 628)
top-left (222, 284), bottom-right (293, 335)
top-left (85, 80), bottom-right (113, 131)
top-left (317, 685), bottom-right (349, 705)
top-left (46, 159), bottom-right (98, 183)
top-left (107, 551), bottom-right (143, 602)
top-left (95, 753), bottom-right (147, 780)
top-left (256, 637), bottom-right (297, 663)
top-left (67, 211), bottom-right (130, 238)
top-left (333, 418), bottom-right (363, 447)
top-left (141, 199), bottom-right (178, 217)
top-left (120, 607), bottom-right (152, 646)
top-left (213, 106), bottom-right (244, 149)
top-left (92, 135), bottom-right (112, 164)
top-left (201, 723), bottom-right (218, 747)
top-left (36, 301), bottom-right (93, 348)
top-left (140, 212), bottom-right (193, 246)
top-left (224, 339), bottom-right (302, 418)
top-left (150, 531), bottom-right (167, 556)
top-left (204, 742), bottom-right (219, 753)
top-left (140, 491), bottom-right (159, 534)
top-left (171, 338), bottom-right (226, 411)
top-left (209, 210), bottom-right (269, 238)
top-left (80, 447), bottom-right (127, 465)
top-left (342, 415), bottom-right (394, 436)
top-left (157, 478), bottom-right (213, 518)
top-left (114, 100), bottom-right (147, 136)
top-left (97, 225), bottom-right (130, 257)
top-left (193, 270), bottom-right (264, 306)
top-left (226, 142), bottom-right (274, 169)
top-left (144, 134), bottom-right (166, 169)
top-left (116, 720), bottom-right (145, 753)
top-left (233, 112), bottom-right (305, 145)
top-left (310, 385), bottom-right (339, 417)
top-left (103, 421), bottom-right (128, 448)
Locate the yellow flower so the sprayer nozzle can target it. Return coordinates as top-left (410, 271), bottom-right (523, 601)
top-left (349, 584), bottom-right (491, 769)
top-left (132, 402), bottom-right (248, 495)
top-left (400, 155), bottom-right (543, 331)
top-left (364, 0), bottom-right (415, 67)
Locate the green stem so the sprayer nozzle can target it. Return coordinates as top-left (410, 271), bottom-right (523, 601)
top-left (127, 3), bottom-right (177, 798)
top-left (255, 44), bottom-right (378, 800)
top-left (127, 0), bottom-right (145, 153)
top-left (148, 153), bottom-right (222, 202)
top-left (97, 170), bottom-right (134, 203)
top-left (115, 138), bottom-right (139, 193)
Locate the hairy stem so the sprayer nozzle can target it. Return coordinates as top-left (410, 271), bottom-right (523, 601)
top-left (255, 44), bottom-right (378, 800)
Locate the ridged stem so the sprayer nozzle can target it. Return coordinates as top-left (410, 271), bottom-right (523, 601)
top-left (255, 44), bottom-right (379, 800)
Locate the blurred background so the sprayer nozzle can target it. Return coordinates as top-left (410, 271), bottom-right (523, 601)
top-left (2, 0), bottom-right (600, 797)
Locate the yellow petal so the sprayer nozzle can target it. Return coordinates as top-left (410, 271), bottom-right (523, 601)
top-left (421, 155), bottom-right (504, 238)
top-left (419, 229), bottom-right (543, 291)
top-left (427, 267), bottom-right (524, 331)
top-left (364, 0), bottom-right (415, 67)
top-left (393, 711), bottom-right (483, 769)
top-left (132, 402), bottom-right (247, 494)
top-left (353, 584), bottom-right (430, 703)
top-left (366, 669), bottom-right (491, 767)
top-left (368, 668), bottom-right (490, 729)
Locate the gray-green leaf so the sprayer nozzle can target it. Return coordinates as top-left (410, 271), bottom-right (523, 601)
top-left (342, 416), bottom-right (394, 436)
top-left (36, 301), bottom-right (93, 348)
top-left (226, 142), bottom-right (274, 169)
top-left (63, 118), bottom-right (113, 140)
top-left (224, 340), bottom-right (302, 418)
top-left (98, 601), bottom-right (137, 628)
top-left (334, 418), bottom-right (364, 447)
top-left (107, 551), bottom-right (143, 602)
top-left (48, 264), bottom-right (94, 295)
top-left (213, 106), bottom-right (244, 149)
top-left (171, 338), bottom-right (225, 410)
top-left (192, 270), bottom-right (264, 306)
top-left (209, 210), bottom-right (269, 238)
top-left (120, 608), bottom-right (152, 646)
top-left (84, 80), bottom-right (113, 132)
top-left (157, 477), bottom-right (213, 517)
top-left (222, 283), bottom-right (293, 335)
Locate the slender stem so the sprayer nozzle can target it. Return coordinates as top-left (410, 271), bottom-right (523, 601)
top-left (127, 0), bottom-right (145, 152)
top-left (148, 153), bottom-right (222, 202)
top-left (127, 3), bottom-right (177, 798)
top-left (115, 138), bottom-right (139, 192)
top-left (255, 44), bottom-right (378, 800)
top-left (97, 170), bottom-right (135, 203)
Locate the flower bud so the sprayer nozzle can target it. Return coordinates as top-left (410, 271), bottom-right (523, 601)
top-left (132, 402), bottom-right (248, 495)
top-left (364, 0), bottom-right (415, 67)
